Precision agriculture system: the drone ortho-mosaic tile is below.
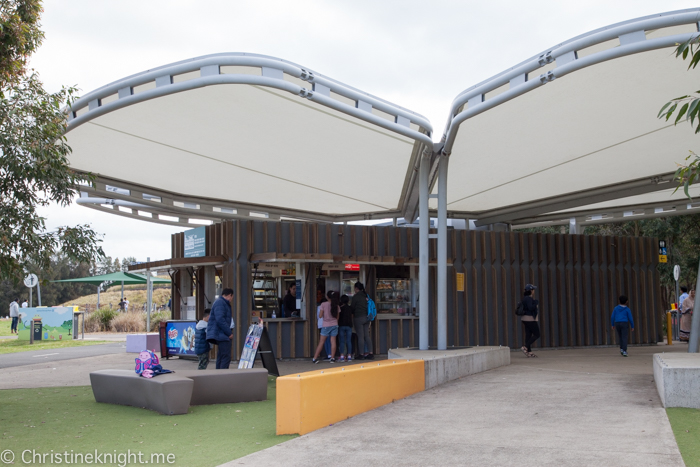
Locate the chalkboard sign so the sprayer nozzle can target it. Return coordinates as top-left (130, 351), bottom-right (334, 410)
top-left (238, 323), bottom-right (279, 376)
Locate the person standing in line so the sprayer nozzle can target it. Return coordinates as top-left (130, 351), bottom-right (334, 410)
top-left (679, 286), bottom-right (689, 308)
top-left (195, 309), bottom-right (211, 369)
top-left (21, 299), bottom-right (28, 308)
top-left (207, 288), bottom-right (234, 369)
top-left (611, 295), bottom-right (635, 357)
top-left (351, 282), bottom-right (373, 360)
top-left (312, 291), bottom-right (340, 364)
top-left (9, 298), bottom-right (19, 334)
top-left (520, 284), bottom-right (540, 358)
top-left (338, 294), bottom-right (353, 362)
top-left (680, 289), bottom-right (695, 342)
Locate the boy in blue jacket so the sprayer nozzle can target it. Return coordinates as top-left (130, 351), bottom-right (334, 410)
top-left (611, 295), bottom-right (635, 357)
top-left (195, 310), bottom-right (211, 369)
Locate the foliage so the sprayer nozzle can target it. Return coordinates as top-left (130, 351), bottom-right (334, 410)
top-left (85, 308), bottom-right (118, 332)
top-left (0, 0), bottom-right (104, 280)
top-left (657, 35), bottom-right (700, 199)
top-left (109, 311), bottom-right (145, 333)
top-left (148, 309), bottom-right (171, 332)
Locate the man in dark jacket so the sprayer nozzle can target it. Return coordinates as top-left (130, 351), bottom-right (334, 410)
top-left (520, 284), bottom-right (540, 357)
top-left (207, 288), bottom-right (234, 369)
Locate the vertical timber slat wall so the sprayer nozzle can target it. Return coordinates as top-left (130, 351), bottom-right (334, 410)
top-left (172, 221), bottom-right (661, 359)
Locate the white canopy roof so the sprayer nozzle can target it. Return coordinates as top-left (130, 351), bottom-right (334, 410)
top-left (67, 9), bottom-right (700, 228)
top-left (440, 9), bottom-right (700, 228)
top-left (66, 54), bottom-right (431, 225)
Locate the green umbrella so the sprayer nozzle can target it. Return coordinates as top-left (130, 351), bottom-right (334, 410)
top-left (52, 272), bottom-right (171, 307)
top-left (52, 271), bottom-right (170, 286)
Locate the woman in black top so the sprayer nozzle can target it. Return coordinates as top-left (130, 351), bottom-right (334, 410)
top-left (520, 284), bottom-right (540, 357)
top-left (338, 294), bottom-right (354, 362)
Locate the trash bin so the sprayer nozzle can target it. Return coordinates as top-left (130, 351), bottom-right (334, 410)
top-left (32, 319), bottom-right (42, 341)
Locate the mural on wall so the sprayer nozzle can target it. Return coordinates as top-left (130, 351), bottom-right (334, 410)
top-left (17, 307), bottom-right (77, 341)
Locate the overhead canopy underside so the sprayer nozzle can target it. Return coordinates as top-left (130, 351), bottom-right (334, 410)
top-left (67, 9), bottom-right (700, 229)
top-left (66, 54), bottom-right (431, 224)
top-left (442, 10), bottom-right (700, 227)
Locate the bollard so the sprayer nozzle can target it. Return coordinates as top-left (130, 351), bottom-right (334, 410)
top-left (666, 312), bottom-right (673, 345)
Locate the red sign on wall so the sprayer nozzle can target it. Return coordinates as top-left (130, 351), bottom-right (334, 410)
top-left (345, 264), bottom-right (360, 271)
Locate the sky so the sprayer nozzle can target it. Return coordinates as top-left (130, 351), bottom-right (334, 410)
top-left (31, 0), bottom-right (699, 262)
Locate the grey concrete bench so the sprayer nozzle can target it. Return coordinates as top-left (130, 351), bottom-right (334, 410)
top-left (176, 369), bottom-right (268, 405)
top-left (90, 370), bottom-right (193, 415)
top-left (89, 368), bottom-right (269, 415)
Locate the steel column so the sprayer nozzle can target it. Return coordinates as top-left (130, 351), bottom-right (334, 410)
top-left (419, 153), bottom-right (430, 350)
top-left (437, 155), bottom-right (449, 350)
top-left (688, 260), bottom-right (700, 353)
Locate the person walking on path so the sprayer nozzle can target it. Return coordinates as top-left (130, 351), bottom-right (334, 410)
top-left (195, 309), bottom-right (211, 369)
top-left (9, 298), bottom-right (19, 334)
top-left (680, 289), bottom-right (695, 342)
top-left (207, 288), bottom-right (234, 369)
top-left (520, 284), bottom-right (540, 358)
top-left (351, 282), bottom-right (373, 360)
top-left (338, 294), bottom-right (353, 362)
top-left (679, 286), bottom-right (689, 308)
top-left (312, 291), bottom-right (340, 364)
top-left (21, 299), bottom-right (27, 308)
top-left (611, 295), bottom-right (635, 356)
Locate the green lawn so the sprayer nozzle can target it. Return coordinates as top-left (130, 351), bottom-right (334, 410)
top-left (668, 408), bottom-right (700, 467)
top-left (0, 339), bottom-right (107, 354)
top-left (0, 378), bottom-right (295, 466)
top-left (0, 318), bottom-right (12, 336)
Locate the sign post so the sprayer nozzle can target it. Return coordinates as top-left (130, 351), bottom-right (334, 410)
top-left (24, 274), bottom-right (38, 307)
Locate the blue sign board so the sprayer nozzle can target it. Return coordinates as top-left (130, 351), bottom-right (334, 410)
top-left (165, 320), bottom-right (197, 356)
top-left (184, 226), bottom-right (206, 258)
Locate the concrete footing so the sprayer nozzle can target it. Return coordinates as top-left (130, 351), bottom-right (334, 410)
top-left (388, 346), bottom-right (510, 389)
top-left (653, 353), bottom-right (700, 408)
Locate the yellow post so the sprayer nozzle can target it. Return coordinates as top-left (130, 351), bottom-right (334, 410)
top-left (666, 312), bottom-right (673, 345)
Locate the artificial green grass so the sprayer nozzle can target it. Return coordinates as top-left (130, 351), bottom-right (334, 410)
top-left (0, 339), bottom-right (107, 354)
top-left (0, 377), bottom-right (295, 466)
top-left (668, 408), bottom-right (700, 467)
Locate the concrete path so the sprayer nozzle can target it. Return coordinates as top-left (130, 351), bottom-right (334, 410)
top-left (0, 346), bottom-right (380, 389)
top-left (227, 346), bottom-right (686, 467)
top-left (0, 342), bottom-right (126, 369)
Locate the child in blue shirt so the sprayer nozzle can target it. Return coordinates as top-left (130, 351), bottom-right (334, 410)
top-left (611, 295), bottom-right (635, 357)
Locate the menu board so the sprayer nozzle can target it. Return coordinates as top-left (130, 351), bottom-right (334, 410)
top-left (238, 324), bottom-right (263, 369)
top-left (238, 323), bottom-right (279, 376)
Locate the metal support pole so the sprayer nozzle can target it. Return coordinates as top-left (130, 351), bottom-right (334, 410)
top-left (147, 271), bottom-right (153, 332)
top-left (29, 288), bottom-right (33, 308)
top-left (419, 153), bottom-right (430, 350)
top-left (96, 286), bottom-right (100, 310)
top-left (687, 260), bottom-right (700, 353)
top-left (37, 281), bottom-right (41, 307)
top-left (121, 281), bottom-right (124, 300)
top-left (437, 155), bottom-right (449, 350)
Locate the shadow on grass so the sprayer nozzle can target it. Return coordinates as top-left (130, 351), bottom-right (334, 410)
top-left (0, 376), bottom-right (295, 466)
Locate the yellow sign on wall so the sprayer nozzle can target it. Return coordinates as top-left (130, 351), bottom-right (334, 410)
top-left (659, 255), bottom-right (668, 263)
top-left (456, 273), bottom-right (465, 292)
